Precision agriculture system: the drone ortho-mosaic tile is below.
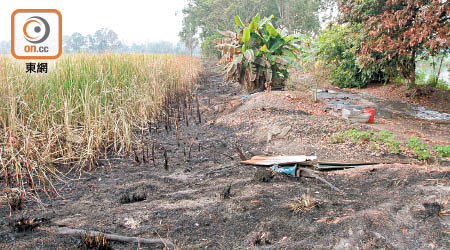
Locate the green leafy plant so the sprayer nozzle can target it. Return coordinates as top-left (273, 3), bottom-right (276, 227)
top-left (425, 76), bottom-right (447, 88)
top-left (385, 140), bottom-right (401, 154)
top-left (330, 129), bottom-right (400, 154)
top-left (329, 131), bottom-right (345, 143)
top-left (215, 14), bottom-right (303, 92)
top-left (312, 23), bottom-right (393, 88)
top-left (344, 129), bottom-right (373, 143)
top-left (415, 70), bottom-right (427, 85)
top-left (432, 145), bottom-right (450, 158)
top-left (407, 136), bottom-right (432, 160)
top-left (373, 130), bottom-right (393, 141)
top-left (373, 130), bottom-right (401, 154)
top-left (201, 33), bottom-right (223, 58)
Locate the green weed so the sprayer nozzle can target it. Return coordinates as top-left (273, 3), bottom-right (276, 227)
top-left (373, 130), bottom-right (401, 154)
top-left (344, 129), bottom-right (373, 143)
top-left (329, 131), bottom-right (345, 143)
top-left (330, 129), bottom-right (401, 154)
top-left (432, 145), bottom-right (450, 158)
top-left (407, 136), bottom-right (432, 160)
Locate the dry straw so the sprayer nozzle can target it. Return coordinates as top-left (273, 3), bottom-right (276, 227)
top-left (0, 53), bottom-right (202, 199)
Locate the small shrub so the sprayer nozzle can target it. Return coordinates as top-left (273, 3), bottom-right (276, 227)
top-left (425, 76), bottom-right (438, 87)
top-left (407, 136), bottom-right (432, 160)
top-left (201, 33), bottom-right (223, 58)
top-left (432, 145), bottom-right (450, 158)
top-left (314, 24), bottom-right (391, 88)
top-left (252, 223), bottom-right (271, 246)
top-left (415, 71), bottom-right (427, 85)
top-left (436, 82), bottom-right (450, 90)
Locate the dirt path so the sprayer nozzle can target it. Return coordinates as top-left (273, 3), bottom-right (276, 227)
top-left (1, 66), bottom-right (449, 249)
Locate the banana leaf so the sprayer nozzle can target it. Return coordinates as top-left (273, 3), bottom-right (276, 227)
top-left (244, 49), bottom-right (255, 63)
top-left (269, 38), bottom-right (285, 52)
top-left (242, 27), bottom-right (251, 44)
top-left (234, 16), bottom-right (244, 28)
top-left (265, 23), bottom-right (279, 37)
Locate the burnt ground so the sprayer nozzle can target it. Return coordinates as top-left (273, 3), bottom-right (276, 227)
top-left (1, 65), bottom-right (449, 249)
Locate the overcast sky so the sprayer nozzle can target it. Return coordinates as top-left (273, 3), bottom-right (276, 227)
top-left (0, 0), bottom-right (187, 44)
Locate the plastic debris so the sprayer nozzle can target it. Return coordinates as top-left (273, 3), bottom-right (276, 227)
top-left (342, 108), bottom-right (371, 123)
top-left (270, 164), bottom-right (297, 177)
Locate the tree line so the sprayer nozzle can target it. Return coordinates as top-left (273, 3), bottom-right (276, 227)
top-left (0, 28), bottom-right (197, 55)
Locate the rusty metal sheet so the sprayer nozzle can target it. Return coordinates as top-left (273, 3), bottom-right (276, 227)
top-left (241, 155), bottom-right (317, 166)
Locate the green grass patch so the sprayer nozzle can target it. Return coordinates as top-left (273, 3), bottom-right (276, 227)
top-left (330, 129), bottom-right (401, 154)
top-left (329, 131), bottom-right (345, 143)
top-left (407, 136), bottom-right (432, 160)
top-left (432, 145), bottom-right (450, 158)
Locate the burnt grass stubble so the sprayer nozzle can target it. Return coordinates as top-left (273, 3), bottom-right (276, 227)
top-left (0, 65), bottom-right (449, 249)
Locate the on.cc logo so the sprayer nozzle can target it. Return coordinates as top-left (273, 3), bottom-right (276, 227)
top-left (11, 9), bottom-right (62, 59)
top-left (23, 16), bottom-right (50, 44)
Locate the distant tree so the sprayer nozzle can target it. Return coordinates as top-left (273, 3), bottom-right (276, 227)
top-left (62, 35), bottom-right (70, 52)
top-left (105, 29), bottom-right (121, 50)
top-left (68, 32), bottom-right (86, 52)
top-left (147, 41), bottom-right (177, 54)
top-left (179, 21), bottom-right (199, 55)
top-left (175, 42), bottom-right (196, 54)
top-left (273, 0), bottom-right (321, 34)
top-left (59, 29), bottom-right (192, 54)
top-left (91, 28), bottom-right (121, 52)
top-left (86, 34), bottom-right (96, 51)
top-left (181, 0), bottom-right (274, 41)
top-left (128, 41), bottom-right (192, 54)
top-left (130, 43), bottom-right (144, 53)
top-left (0, 40), bottom-right (11, 54)
top-left (93, 29), bottom-right (108, 52)
top-left (341, 0), bottom-right (450, 88)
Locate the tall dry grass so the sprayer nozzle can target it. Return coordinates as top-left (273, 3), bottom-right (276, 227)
top-left (0, 53), bottom-right (202, 197)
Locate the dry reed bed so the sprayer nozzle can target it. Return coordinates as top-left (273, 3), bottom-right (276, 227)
top-left (0, 53), bottom-right (202, 198)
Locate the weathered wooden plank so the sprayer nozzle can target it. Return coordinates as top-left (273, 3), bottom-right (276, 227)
top-left (241, 155), bottom-right (317, 166)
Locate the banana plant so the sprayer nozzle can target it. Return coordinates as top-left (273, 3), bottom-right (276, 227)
top-left (215, 14), bottom-right (304, 92)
